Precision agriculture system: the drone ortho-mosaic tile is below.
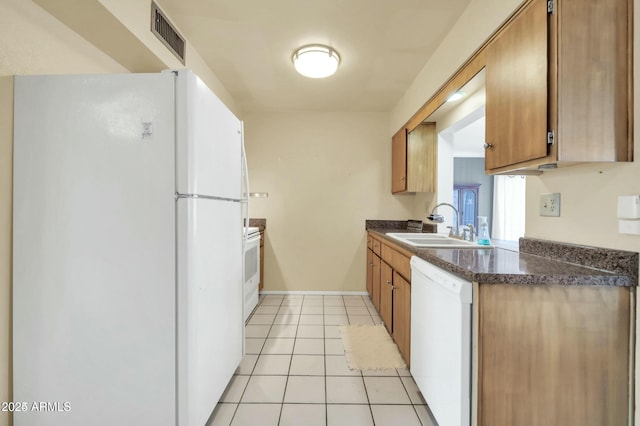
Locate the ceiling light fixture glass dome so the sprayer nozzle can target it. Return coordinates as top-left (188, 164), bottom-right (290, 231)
top-left (292, 45), bottom-right (340, 78)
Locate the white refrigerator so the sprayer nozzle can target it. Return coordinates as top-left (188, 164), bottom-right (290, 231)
top-left (12, 70), bottom-right (245, 426)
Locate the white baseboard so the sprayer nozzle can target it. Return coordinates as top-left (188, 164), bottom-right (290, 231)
top-left (260, 290), bottom-right (369, 296)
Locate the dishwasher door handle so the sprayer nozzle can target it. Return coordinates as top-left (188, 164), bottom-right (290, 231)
top-left (411, 256), bottom-right (473, 303)
top-left (411, 267), bottom-right (472, 303)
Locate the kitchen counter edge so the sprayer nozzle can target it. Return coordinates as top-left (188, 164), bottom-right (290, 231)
top-left (366, 228), bottom-right (637, 287)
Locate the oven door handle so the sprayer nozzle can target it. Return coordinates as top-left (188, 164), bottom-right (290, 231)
top-left (245, 233), bottom-right (261, 245)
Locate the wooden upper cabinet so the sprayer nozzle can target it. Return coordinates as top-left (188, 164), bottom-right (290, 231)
top-left (485, 0), bottom-right (549, 171)
top-left (555, 0), bottom-right (632, 162)
top-left (391, 128), bottom-right (407, 193)
top-left (485, 0), bottom-right (633, 173)
top-left (391, 123), bottom-right (437, 194)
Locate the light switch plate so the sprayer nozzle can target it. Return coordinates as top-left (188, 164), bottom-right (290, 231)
top-left (540, 193), bottom-right (561, 217)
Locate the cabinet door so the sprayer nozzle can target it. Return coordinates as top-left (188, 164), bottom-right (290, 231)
top-left (556, 0), bottom-right (631, 162)
top-left (380, 261), bottom-right (394, 333)
top-left (478, 284), bottom-right (630, 426)
top-left (366, 249), bottom-right (373, 299)
top-left (392, 271), bottom-right (410, 367)
top-left (372, 254), bottom-right (381, 311)
top-left (391, 128), bottom-right (407, 193)
top-left (259, 231), bottom-right (264, 291)
top-left (407, 123), bottom-right (437, 193)
top-left (485, 0), bottom-right (548, 171)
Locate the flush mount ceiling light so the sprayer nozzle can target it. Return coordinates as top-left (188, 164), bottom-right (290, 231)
top-left (292, 45), bottom-right (340, 78)
top-left (446, 91), bottom-right (466, 102)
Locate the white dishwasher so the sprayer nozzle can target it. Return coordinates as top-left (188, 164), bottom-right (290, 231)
top-left (410, 256), bottom-right (472, 426)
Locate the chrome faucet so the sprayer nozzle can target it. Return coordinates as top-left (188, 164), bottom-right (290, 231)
top-left (460, 224), bottom-right (476, 242)
top-left (466, 224), bottom-right (476, 242)
top-left (427, 203), bottom-right (461, 238)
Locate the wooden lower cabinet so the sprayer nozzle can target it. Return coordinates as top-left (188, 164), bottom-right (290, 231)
top-left (365, 232), bottom-right (412, 366)
top-left (476, 284), bottom-right (633, 426)
top-left (365, 232), bottom-right (633, 422)
top-left (366, 248), bottom-right (373, 298)
top-left (371, 253), bottom-right (381, 311)
top-left (259, 230), bottom-right (265, 291)
top-left (392, 271), bottom-right (411, 367)
top-left (380, 261), bottom-right (393, 333)
top-left (367, 235), bottom-right (383, 311)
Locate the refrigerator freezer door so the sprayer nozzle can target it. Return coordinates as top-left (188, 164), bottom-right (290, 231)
top-left (13, 73), bottom-right (177, 425)
top-left (177, 198), bottom-right (243, 426)
top-left (175, 70), bottom-right (243, 200)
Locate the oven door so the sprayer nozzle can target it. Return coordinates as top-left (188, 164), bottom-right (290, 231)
top-left (243, 232), bottom-right (261, 322)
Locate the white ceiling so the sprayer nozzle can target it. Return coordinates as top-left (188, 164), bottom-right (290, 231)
top-left (453, 116), bottom-right (485, 158)
top-left (158, 0), bottom-right (471, 113)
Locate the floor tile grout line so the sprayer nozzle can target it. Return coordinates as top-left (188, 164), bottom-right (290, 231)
top-left (245, 297), bottom-right (280, 371)
top-left (227, 401), bottom-right (421, 406)
top-left (322, 295), bottom-right (328, 426)
top-left (225, 399), bottom-right (241, 425)
top-left (277, 295), bottom-right (303, 424)
top-left (232, 293), bottom-right (421, 425)
top-left (234, 401), bottom-right (418, 406)
top-left (235, 294), bottom-right (284, 425)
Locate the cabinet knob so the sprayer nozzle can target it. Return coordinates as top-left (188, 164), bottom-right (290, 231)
top-left (369, 263), bottom-right (374, 266)
top-left (400, 176), bottom-right (405, 180)
top-left (386, 280), bottom-right (391, 285)
top-left (483, 143), bottom-right (494, 150)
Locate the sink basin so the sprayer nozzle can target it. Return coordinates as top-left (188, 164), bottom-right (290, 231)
top-left (386, 233), bottom-right (492, 249)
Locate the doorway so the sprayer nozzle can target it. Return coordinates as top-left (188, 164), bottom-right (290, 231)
top-left (436, 106), bottom-right (525, 243)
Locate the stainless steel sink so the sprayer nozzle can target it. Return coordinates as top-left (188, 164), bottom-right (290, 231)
top-left (386, 233), bottom-right (492, 248)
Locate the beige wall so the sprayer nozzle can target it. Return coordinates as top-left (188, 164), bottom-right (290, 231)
top-left (526, 162), bottom-right (640, 252)
top-left (244, 111), bottom-right (416, 292)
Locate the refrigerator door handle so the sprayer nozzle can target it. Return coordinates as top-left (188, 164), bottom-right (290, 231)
top-left (175, 193), bottom-right (243, 203)
top-left (240, 121), bottom-right (250, 245)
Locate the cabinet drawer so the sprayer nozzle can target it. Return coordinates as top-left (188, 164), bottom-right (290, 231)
top-left (380, 244), bottom-right (410, 281)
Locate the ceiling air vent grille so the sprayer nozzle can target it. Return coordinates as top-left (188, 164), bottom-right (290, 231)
top-left (151, 2), bottom-right (186, 64)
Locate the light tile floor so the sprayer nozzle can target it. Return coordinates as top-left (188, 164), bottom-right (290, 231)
top-left (207, 294), bottom-right (437, 426)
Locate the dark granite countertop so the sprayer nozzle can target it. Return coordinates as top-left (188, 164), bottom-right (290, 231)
top-left (249, 218), bottom-right (266, 232)
top-left (366, 223), bottom-right (638, 287)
